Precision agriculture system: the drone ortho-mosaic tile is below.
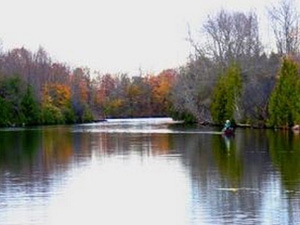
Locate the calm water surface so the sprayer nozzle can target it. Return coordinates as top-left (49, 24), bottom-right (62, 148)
top-left (1, 118), bottom-right (300, 225)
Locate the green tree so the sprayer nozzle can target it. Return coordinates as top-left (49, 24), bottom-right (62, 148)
top-left (0, 96), bottom-right (11, 126)
top-left (268, 58), bottom-right (300, 127)
top-left (0, 76), bottom-right (26, 125)
top-left (21, 85), bottom-right (40, 125)
top-left (82, 106), bottom-right (94, 122)
top-left (40, 104), bottom-right (64, 125)
top-left (211, 64), bottom-right (242, 124)
top-left (62, 106), bottom-right (76, 124)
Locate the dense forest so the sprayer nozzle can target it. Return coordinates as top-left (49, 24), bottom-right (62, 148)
top-left (0, 46), bottom-right (177, 126)
top-left (1, 0), bottom-right (300, 128)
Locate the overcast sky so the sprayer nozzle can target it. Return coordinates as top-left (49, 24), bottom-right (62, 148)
top-left (0, 0), bottom-right (296, 75)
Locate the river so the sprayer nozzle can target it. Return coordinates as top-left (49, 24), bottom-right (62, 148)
top-left (0, 118), bottom-right (300, 225)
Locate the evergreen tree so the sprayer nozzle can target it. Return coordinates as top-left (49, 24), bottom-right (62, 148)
top-left (268, 58), bottom-right (300, 127)
top-left (0, 76), bottom-right (26, 125)
top-left (0, 96), bottom-right (11, 126)
top-left (211, 64), bottom-right (242, 124)
top-left (21, 85), bottom-right (40, 125)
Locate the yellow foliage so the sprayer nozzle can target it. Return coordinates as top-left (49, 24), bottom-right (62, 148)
top-left (42, 83), bottom-right (71, 108)
top-left (110, 98), bottom-right (124, 109)
top-left (149, 71), bottom-right (175, 103)
top-left (127, 84), bottom-right (141, 98)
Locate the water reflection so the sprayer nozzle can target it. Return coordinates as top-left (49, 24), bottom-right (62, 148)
top-left (0, 120), bottom-right (300, 224)
top-left (213, 135), bottom-right (242, 185)
top-left (0, 130), bottom-right (40, 168)
top-left (266, 131), bottom-right (300, 224)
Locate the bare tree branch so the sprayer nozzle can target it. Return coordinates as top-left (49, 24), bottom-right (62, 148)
top-left (268, 0), bottom-right (300, 55)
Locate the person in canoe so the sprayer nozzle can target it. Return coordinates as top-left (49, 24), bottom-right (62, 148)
top-left (222, 120), bottom-right (234, 136)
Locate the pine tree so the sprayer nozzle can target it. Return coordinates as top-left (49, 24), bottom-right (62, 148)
top-left (0, 76), bottom-right (27, 126)
top-left (211, 64), bottom-right (242, 124)
top-left (21, 85), bottom-right (40, 125)
top-left (0, 97), bottom-right (11, 126)
top-left (268, 57), bottom-right (300, 127)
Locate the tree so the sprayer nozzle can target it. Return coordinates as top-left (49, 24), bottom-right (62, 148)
top-left (211, 64), bottom-right (242, 124)
top-left (268, 57), bottom-right (300, 127)
top-left (21, 85), bottom-right (40, 125)
top-left (149, 69), bottom-right (176, 116)
top-left (42, 83), bottom-right (71, 109)
top-left (0, 76), bottom-right (27, 125)
top-left (171, 57), bottom-right (216, 123)
top-left (268, 0), bottom-right (300, 55)
top-left (176, 10), bottom-right (263, 123)
top-left (240, 53), bottom-right (279, 125)
top-left (41, 83), bottom-right (74, 124)
top-left (190, 10), bottom-right (262, 71)
top-left (71, 68), bottom-right (94, 122)
top-left (0, 96), bottom-right (11, 126)
top-left (40, 104), bottom-right (64, 125)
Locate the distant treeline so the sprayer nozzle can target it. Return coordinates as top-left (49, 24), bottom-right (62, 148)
top-left (1, 0), bottom-right (300, 128)
top-left (0, 47), bottom-right (176, 126)
top-left (0, 47), bottom-right (95, 126)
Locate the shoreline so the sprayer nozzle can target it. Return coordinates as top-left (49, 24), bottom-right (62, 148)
top-left (0, 117), bottom-right (299, 132)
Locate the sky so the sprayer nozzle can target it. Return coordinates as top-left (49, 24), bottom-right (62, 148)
top-left (0, 0), bottom-right (295, 75)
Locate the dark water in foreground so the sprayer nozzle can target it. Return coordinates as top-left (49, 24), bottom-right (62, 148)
top-left (0, 118), bottom-right (300, 225)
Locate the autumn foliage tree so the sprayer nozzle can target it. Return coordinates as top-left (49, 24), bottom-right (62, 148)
top-left (149, 69), bottom-right (176, 115)
top-left (71, 68), bottom-right (94, 122)
top-left (93, 71), bottom-right (175, 118)
top-left (0, 46), bottom-right (98, 126)
top-left (2, 2), bottom-right (300, 128)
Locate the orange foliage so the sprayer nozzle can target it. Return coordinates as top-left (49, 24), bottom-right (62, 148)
top-left (149, 69), bottom-right (176, 108)
top-left (96, 89), bottom-right (106, 105)
top-left (42, 83), bottom-right (71, 108)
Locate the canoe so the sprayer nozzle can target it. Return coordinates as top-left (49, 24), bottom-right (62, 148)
top-left (222, 127), bottom-right (234, 136)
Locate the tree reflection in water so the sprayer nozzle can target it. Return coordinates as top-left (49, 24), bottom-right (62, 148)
top-left (268, 130), bottom-right (300, 192)
top-left (0, 123), bottom-right (300, 225)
